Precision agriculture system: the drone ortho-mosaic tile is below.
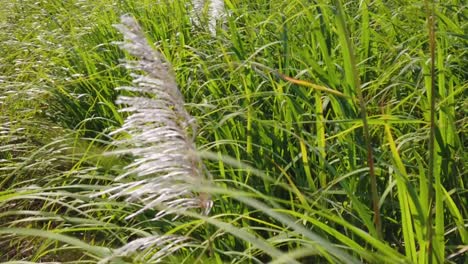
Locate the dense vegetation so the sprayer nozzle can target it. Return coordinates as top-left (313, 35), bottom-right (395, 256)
top-left (0, 0), bottom-right (466, 263)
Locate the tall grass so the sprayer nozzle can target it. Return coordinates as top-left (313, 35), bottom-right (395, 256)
top-left (1, 0), bottom-right (466, 263)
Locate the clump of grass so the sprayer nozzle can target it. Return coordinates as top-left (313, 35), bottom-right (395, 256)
top-left (0, 0), bottom-right (466, 263)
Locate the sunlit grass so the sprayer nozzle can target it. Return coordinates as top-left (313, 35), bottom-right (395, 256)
top-left (0, 0), bottom-right (466, 263)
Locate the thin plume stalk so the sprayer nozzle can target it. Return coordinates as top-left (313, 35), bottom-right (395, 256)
top-left (99, 14), bottom-right (212, 219)
top-left (424, 1), bottom-right (440, 262)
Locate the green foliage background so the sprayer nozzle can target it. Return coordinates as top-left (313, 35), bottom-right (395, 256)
top-left (0, 0), bottom-right (466, 263)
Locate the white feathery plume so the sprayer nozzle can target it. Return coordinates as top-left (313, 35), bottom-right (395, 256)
top-left (98, 235), bottom-right (193, 263)
top-left (191, 0), bottom-right (225, 36)
top-left (97, 14), bottom-right (212, 220)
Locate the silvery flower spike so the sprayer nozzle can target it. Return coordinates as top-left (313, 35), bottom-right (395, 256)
top-left (95, 14), bottom-right (212, 220)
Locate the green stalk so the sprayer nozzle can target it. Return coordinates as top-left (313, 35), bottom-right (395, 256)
top-left (384, 123), bottom-right (417, 262)
top-left (333, 0), bottom-right (381, 239)
top-left (315, 91), bottom-right (327, 188)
